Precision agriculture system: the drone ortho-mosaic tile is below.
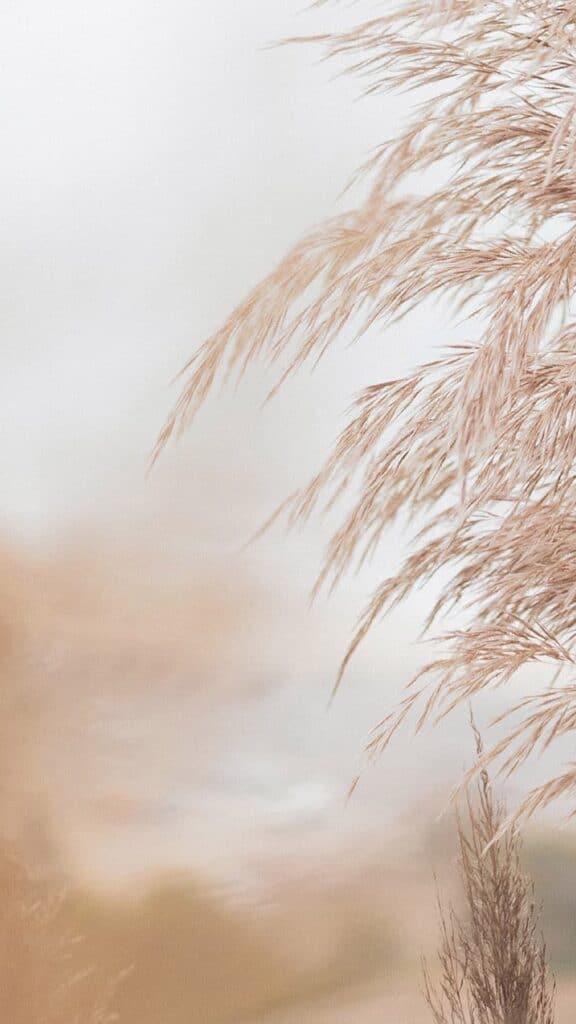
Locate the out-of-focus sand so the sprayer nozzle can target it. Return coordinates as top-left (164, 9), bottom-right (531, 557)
top-left (250, 985), bottom-right (429, 1024)
top-left (53, 826), bottom-right (576, 1023)
top-left (251, 983), bottom-right (576, 1023)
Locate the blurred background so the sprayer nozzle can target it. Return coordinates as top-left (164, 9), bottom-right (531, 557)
top-left (1, 2), bottom-right (575, 1021)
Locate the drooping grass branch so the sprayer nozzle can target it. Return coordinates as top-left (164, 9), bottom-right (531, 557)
top-left (158, 1), bottom-right (576, 817)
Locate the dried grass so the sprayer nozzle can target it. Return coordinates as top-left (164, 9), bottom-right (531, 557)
top-left (424, 730), bottom-right (556, 1024)
top-left (158, 2), bottom-right (576, 819)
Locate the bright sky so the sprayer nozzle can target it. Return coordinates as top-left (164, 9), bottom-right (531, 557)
top-left (0, 0), bottom-right (409, 540)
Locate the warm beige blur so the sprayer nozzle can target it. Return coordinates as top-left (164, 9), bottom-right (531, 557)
top-left (0, 531), bottom-right (279, 857)
top-left (3, 785), bottom-right (576, 1021)
top-left (1, 530), bottom-right (576, 1021)
top-left (0, 403), bottom-right (573, 1022)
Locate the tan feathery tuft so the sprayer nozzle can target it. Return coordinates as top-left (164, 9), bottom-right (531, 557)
top-left (158, 1), bottom-right (576, 820)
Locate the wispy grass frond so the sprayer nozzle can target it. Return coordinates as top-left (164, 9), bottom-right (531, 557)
top-left (424, 733), bottom-right (556, 1024)
top-left (159, 2), bottom-right (576, 817)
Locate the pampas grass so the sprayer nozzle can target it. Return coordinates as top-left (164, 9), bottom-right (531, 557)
top-left (424, 731), bottom-right (556, 1024)
top-left (158, 0), bottom-right (576, 822)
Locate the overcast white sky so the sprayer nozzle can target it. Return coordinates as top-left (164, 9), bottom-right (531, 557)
top-left (0, 0), bottom-right (420, 544)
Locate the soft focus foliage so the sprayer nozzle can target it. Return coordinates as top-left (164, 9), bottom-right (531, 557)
top-left (61, 873), bottom-right (396, 1024)
top-left (0, 848), bottom-right (117, 1023)
top-left (160, 0), bottom-right (576, 819)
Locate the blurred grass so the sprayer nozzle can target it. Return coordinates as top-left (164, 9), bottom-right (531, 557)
top-left (60, 873), bottom-right (398, 1023)
top-left (0, 812), bottom-right (574, 1022)
top-left (46, 824), bottom-right (576, 1022)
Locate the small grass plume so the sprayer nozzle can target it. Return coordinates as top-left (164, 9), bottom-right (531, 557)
top-left (158, 2), bottom-right (576, 817)
top-left (424, 729), bottom-right (556, 1024)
